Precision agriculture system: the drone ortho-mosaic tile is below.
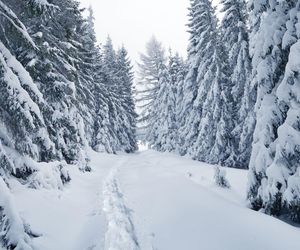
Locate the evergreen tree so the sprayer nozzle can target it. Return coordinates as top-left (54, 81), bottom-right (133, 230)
top-left (220, 0), bottom-right (254, 168)
top-left (174, 57), bottom-right (188, 154)
top-left (116, 47), bottom-right (138, 153)
top-left (263, 0), bottom-right (300, 222)
top-left (0, 0), bottom-right (55, 175)
top-left (101, 37), bottom-right (123, 152)
top-left (147, 62), bottom-right (176, 151)
top-left (247, 0), bottom-right (290, 214)
top-left (178, 0), bottom-right (233, 165)
top-left (176, 0), bottom-right (204, 156)
top-left (14, 0), bottom-right (90, 166)
top-left (137, 36), bottom-right (166, 140)
top-left (1, 1), bottom-right (138, 175)
top-left (92, 48), bottom-right (116, 153)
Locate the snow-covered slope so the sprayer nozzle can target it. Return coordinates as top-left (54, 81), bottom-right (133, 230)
top-left (10, 150), bottom-right (300, 250)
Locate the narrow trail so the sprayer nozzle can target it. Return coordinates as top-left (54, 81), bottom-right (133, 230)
top-left (102, 160), bottom-right (140, 250)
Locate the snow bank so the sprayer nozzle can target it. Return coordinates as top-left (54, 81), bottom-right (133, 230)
top-left (0, 177), bottom-right (37, 250)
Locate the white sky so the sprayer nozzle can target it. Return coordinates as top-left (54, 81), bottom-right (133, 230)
top-left (80, 0), bottom-right (221, 65)
top-left (79, 0), bottom-right (189, 64)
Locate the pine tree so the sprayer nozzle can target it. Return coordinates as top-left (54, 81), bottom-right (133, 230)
top-left (116, 47), bottom-right (138, 153)
top-left (174, 57), bottom-right (188, 154)
top-left (14, 0), bottom-right (91, 166)
top-left (247, 0), bottom-right (290, 214)
top-left (72, 5), bottom-right (97, 147)
top-left (147, 62), bottom-right (176, 151)
top-left (101, 37), bottom-right (123, 152)
top-left (0, 1), bottom-right (52, 248)
top-left (263, 0), bottom-right (300, 222)
top-left (176, 0), bottom-right (204, 156)
top-left (220, 0), bottom-right (254, 168)
top-left (178, 0), bottom-right (233, 165)
top-left (0, 0), bottom-right (55, 175)
top-left (92, 48), bottom-right (116, 153)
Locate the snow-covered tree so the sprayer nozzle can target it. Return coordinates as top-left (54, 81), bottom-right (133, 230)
top-left (116, 47), bottom-right (138, 153)
top-left (214, 166), bottom-right (230, 188)
top-left (101, 37), bottom-right (124, 152)
top-left (176, 0), bottom-right (204, 156)
top-left (96, 38), bottom-right (138, 153)
top-left (220, 0), bottom-right (254, 168)
top-left (14, 0), bottom-right (90, 166)
top-left (178, 0), bottom-right (233, 165)
top-left (92, 48), bottom-right (116, 153)
top-left (261, 1), bottom-right (300, 222)
top-left (147, 63), bottom-right (176, 151)
top-left (0, 0), bottom-right (55, 176)
top-left (247, 0), bottom-right (291, 215)
top-left (137, 36), bottom-right (167, 140)
top-left (1, 1), bottom-right (138, 174)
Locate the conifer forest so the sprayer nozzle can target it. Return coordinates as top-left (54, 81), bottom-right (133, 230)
top-left (0, 0), bottom-right (300, 249)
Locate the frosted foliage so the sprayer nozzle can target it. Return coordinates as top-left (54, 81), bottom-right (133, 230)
top-left (0, 42), bottom-right (44, 123)
top-left (0, 1), bottom-right (36, 48)
top-left (178, 0), bottom-right (231, 162)
top-left (147, 64), bottom-right (177, 152)
top-left (220, 0), bottom-right (254, 168)
top-left (137, 36), bottom-right (166, 137)
top-left (0, 177), bottom-right (35, 249)
top-left (267, 11), bottom-right (300, 221)
top-left (214, 167), bottom-right (230, 188)
top-left (247, 0), bottom-right (288, 209)
top-left (247, 0), bottom-right (300, 222)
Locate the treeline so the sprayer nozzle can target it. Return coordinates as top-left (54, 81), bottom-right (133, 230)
top-left (0, 0), bottom-right (137, 178)
top-left (138, 0), bottom-right (300, 223)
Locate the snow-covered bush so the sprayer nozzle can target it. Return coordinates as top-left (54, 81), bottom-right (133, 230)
top-left (284, 169), bottom-right (300, 223)
top-left (28, 162), bottom-right (71, 190)
top-left (214, 167), bottom-right (230, 188)
top-left (0, 177), bottom-right (37, 249)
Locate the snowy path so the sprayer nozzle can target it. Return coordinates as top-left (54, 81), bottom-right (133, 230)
top-left (11, 150), bottom-right (300, 250)
top-left (12, 151), bottom-right (116, 250)
top-left (102, 165), bottom-right (140, 250)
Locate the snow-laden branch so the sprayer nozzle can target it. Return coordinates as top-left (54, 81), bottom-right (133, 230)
top-left (0, 1), bottom-right (37, 49)
top-left (29, 0), bottom-right (58, 9)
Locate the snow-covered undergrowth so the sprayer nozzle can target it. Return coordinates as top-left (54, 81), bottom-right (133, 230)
top-left (5, 150), bottom-right (300, 250)
top-left (0, 177), bottom-right (38, 250)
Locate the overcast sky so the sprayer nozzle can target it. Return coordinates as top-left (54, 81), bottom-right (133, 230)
top-left (79, 0), bottom-right (190, 63)
top-left (80, 0), bottom-right (221, 65)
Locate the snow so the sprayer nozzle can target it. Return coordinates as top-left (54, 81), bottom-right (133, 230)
top-left (0, 177), bottom-right (34, 250)
top-left (0, 41), bottom-right (45, 124)
top-left (103, 167), bottom-right (140, 250)
top-left (9, 150), bottom-right (300, 250)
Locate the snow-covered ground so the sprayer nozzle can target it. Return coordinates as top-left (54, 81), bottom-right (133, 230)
top-left (10, 150), bottom-right (300, 250)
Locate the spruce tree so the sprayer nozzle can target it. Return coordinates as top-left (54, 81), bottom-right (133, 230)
top-left (263, 0), bottom-right (300, 222)
top-left (147, 62), bottom-right (176, 151)
top-left (176, 0), bottom-right (203, 156)
top-left (116, 47), bottom-right (138, 153)
top-left (101, 37), bottom-right (123, 152)
top-left (178, 0), bottom-right (233, 165)
top-left (220, 0), bottom-right (254, 168)
top-left (247, 0), bottom-right (290, 214)
top-left (0, 0), bottom-right (55, 176)
top-left (15, 0), bottom-right (91, 165)
top-left (92, 48), bottom-right (116, 153)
